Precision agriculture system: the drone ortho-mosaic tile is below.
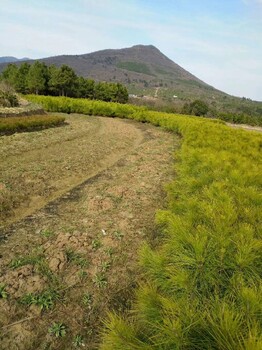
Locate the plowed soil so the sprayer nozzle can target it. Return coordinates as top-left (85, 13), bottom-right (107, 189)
top-left (0, 114), bottom-right (179, 350)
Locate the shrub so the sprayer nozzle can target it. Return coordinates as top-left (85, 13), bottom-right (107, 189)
top-left (0, 81), bottom-right (18, 107)
top-left (0, 114), bottom-right (65, 135)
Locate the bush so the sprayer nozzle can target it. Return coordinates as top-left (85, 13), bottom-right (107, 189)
top-left (100, 108), bottom-right (262, 350)
top-left (0, 81), bottom-right (19, 107)
top-left (183, 99), bottom-right (209, 116)
top-left (0, 114), bottom-right (65, 135)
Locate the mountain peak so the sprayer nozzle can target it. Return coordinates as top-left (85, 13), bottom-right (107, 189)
top-left (130, 44), bottom-right (158, 50)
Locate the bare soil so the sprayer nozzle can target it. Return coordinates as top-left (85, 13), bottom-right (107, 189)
top-left (226, 122), bottom-right (262, 133)
top-left (0, 114), bottom-right (179, 350)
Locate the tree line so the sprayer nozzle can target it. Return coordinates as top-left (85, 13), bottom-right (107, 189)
top-left (0, 61), bottom-right (129, 103)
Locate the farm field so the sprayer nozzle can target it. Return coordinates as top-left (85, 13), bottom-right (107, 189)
top-left (0, 114), bottom-right (178, 349)
top-left (1, 96), bottom-right (261, 350)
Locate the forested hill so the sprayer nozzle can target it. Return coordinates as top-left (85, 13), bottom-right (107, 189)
top-left (0, 45), bottom-right (261, 118)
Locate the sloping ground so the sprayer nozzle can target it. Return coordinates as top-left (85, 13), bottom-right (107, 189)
top-left (0, 114), bottom-right (178, 349)
top-left (9, 96), bottom-right (262, 349)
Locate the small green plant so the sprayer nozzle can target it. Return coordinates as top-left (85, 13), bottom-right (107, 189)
top-left (91, 239), bottom-right (102, 250)
top-left (48, 322), bottom-right (67, 338)
top-left (40, 229), bottom-right (55, 238)
top-left (93, 273), bottom-right (107, 288)
top-left (65, 248), bottom-right (89, 268)
top-left (82, 292), bottom-right (92, 307)
top-left (104, 247), bottom-right (115, 257)
top-left (72, 334), bottom-right (85, 347)
top-left (78, 270), bottom-right (88, 281)
top-left (36, 259), bottom-right (58, 283)
top-left (0, 284), bottom-right (8, 299)
top-left (9, 254), bottom-right (43, 269)
top-left (112, 230), bottom-right (124, 240)
top-left (20, 290), bottom-right (59, 310)
top-left (9, 258), bottom-right (24, 269)
top-left (100, 261), bottom-right (111, 272)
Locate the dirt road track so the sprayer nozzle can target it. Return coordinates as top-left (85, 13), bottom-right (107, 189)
top-left (0, 114), bottom-right (146, 227)
top-left (227, 122), bottom-right (262, 133)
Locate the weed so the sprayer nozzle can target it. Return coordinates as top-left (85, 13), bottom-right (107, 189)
top-left (0, 284), bottom-right (8, 299)
top-left (40, 229), bottom-right (55, 238)
top-left (78, 270), bottom-right (88, 281)
top-left (36, 260), bottom-right (58, 284)
top-left (112, 230), bottom-right (124, 240)
top-left (104, 247), bottom-right (115, 257)
top-left (48, 322), bottom-right (67, 337)
top-left (20, 289), bottom-right (60, 310)
top-left (93, 273), bottom-right (107, 288)
top-left (72, 334), bottom-right (85, 347)
top-left (91, 239), bottom-right (102, 250)
top-left (9, 254), bottom-right (43, 269)
top-left (9, 258), bottom-right (24, 269)
top-left (65, 248), bottom-right (89, 268)
top-left (100, 261), bottom-right (111, 272)
top-left (82, 292), bottom-right (92, 307)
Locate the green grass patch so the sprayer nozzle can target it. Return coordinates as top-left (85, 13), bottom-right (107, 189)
top-left (19, 289), bottom-right (60, 310)
top-left (0, 114), bottom-right (65, 135)
top-left (116, 61), bottom-right (153, 75)
top-left (24, 95), bottom-right (262, 349)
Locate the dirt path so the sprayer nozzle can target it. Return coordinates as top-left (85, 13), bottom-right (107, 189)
top-left (0, 114), bottom-right (146, 227)
top-left (226, 122), bottom-right (262, 133)
top-left (0, 114), bottom-right (179, 350)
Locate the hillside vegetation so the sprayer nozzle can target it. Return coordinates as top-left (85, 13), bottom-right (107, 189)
top-left (0, 62), bottom-right (128, 103)
top-left (1, 45), bottom-right (261, 119)
top-left (26, 95), bottom-right (262, 349)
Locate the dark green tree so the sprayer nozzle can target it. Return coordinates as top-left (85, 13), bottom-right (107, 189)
top-left (114, 83), bottom-right (128, 103)
top-left (190, 99), bottom-right (209, 116)
top-left (47, 65), bottom-right (60, 95)
top-left (183, 99), bottom-right (209, 116)
top-left (94, 82), bottom-right (111, 101)
top-left (55, 65), bottom-right (77, 96)
top-left (16, 62), bottom-right (30, 93)
top-left (76, 77), bottom-right (95, 99)
top-left (27, 61), bottom-right (48, 94)
top-left (1, 64), bottom-right (18, 87)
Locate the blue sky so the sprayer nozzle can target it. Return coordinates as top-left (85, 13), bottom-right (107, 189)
top-left (1, 0), bottom-right (262, 100)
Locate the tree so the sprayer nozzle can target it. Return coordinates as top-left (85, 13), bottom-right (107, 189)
top-left (76, 77), bottom-right (95, 99)
top-left (183, 99), bottom-right (209, 116)
top-left (48, 65), bottom-right (60, 95)
top-left (27, 61), bottom-right (48, 94)
top-left (114, 83), bottom-right (128, 103)
top-left (1, 64), bottom-right (18, 88)
top-left (16, 62), bottom-right (30, 93)
top-left (55, 65), bottom-right (77, 96)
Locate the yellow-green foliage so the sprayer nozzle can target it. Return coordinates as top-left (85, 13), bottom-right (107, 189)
top-left (25, 95), bottom-right (262, 349)
top-left (0, 114), bottom-right (65, 135)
